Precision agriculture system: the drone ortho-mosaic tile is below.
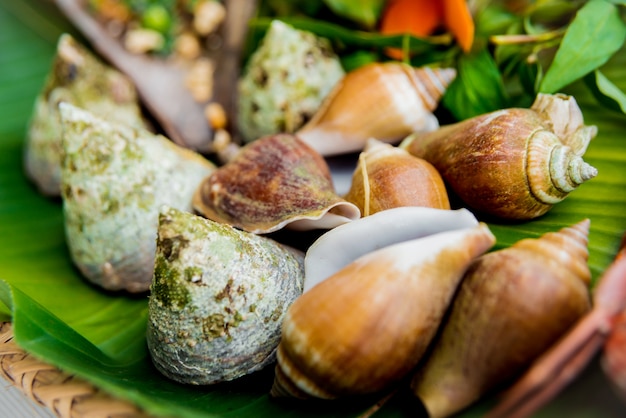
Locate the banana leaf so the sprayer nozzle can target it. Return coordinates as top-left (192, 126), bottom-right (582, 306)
top-left (1, 1), bottom-right (626, 417)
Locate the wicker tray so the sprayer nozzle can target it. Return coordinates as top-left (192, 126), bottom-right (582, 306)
top-left (0, 322), bottom-right (149, 418)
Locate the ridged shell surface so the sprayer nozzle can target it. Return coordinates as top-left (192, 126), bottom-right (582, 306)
top-left (147, 207), bottom-right (304, 385)
top-left (296, 63), bottom-right (456, 156)
top-left (59, 103), bottom-right (215, 292)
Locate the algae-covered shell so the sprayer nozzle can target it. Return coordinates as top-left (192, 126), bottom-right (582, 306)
top-left (237, 20), bottom-right (345, 143)
top-left (147, 206), bottom-right (305, 385)
top-left (24, 33), bottom-right (146, 196)
top-left (60, 103), bottom-right (215, 293)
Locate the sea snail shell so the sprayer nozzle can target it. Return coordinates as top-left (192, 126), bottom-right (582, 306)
top-left (303, 207), bottom-right (478, 292)
top-left (193, 133), bottom-right (360, 234)
top-left (271, 223), bottom-right (496, 399)
top-left (400, 93), bottom-right (598, 220)
top-left (147, 207), bottom-right (304, 385)
top-left (411, 220), bottom-right (592, 418)
top-left (59, 103), bottom-right (215, 293)
top-left (296, 62), bottom-right (456, 156)
top-left (344, 139), bottom-right (450, 216)
top-left (24, 34), bottom-right (146, 196)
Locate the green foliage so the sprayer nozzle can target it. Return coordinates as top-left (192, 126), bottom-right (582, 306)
top-left (1, 1), bottom-right (626, 417)
top-left (322, 0), bottom-right (386, 29)
top-left (539, 0), bottom-right (626, 93)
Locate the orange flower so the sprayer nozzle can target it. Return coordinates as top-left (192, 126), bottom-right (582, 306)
top-left (380, 0), bottom-right (475, 56)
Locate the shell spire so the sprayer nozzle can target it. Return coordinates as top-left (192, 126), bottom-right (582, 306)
top-left (295, 63), bottom-right (456, 156)
top-left (514, 218), bottom-right (591, 285)
top-left (401, 94), bottom-right (598, 220)
top-left (407, 66), bottom-right (457, 111)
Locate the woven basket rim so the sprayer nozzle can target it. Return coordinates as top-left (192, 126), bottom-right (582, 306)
top-left (0, 321), bottom-right (148, 418)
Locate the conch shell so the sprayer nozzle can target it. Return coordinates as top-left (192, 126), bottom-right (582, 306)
top-left (344, 139), bottom-right (450, 216)
top-left (193, 133), bottom-right (360, 234)
top-left (411, 220), bottom-right (592, 418)
top-left (24, 33), bottom-right (146, 196)
top-left (296, 62), bottom-right (456, 156)
top-left (59, 103), bottom-right (215, 292)
top-left (147, 207), bottom-right (304, 385)
top-left (271, 223), bottom-right (496, 399)
top-left (303, 207), bottom-right (478, 292)
top-left (400, 93), bottom-right (598, 220)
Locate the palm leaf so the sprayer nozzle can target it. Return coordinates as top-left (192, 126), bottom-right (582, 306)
top-left (1, 1), bottom-right (625, 417)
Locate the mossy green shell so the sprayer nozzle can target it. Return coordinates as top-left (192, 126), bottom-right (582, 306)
top-left (59, 103), bottom-right (215, 292)
top-left (24, 34), bottom-right (146, 196)
top-left (147, 207), bottom-right (304, 385)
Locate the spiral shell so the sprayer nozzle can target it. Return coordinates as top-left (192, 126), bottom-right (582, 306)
top-left (296, 62), bottom-right (456, 156)
top-left (344, 139), bottom-right (450, 216)
top-left (411, 220), bottom-right (592, 418)
top-left (400, 94), bottom-right (598, 220)
top-left (147, 207), bottom-right (304, 385)
top-left (59, 103), bottom-right (215, 292)
top-left (24, 34), bottom-right (146, 196)
top-left (193, 133), bottom-right (360, 234)
top-left (271, 223), bottom-right (496, 399)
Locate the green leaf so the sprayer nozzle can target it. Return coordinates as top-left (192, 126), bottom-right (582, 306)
top-left (321, 0), bottom-right (386, 29)
top-left (442, 48), bottom-right (509, 120)
top-left (584, 69), bottom-right (626, 113)
top-left (249, 16), bottom-right (451, 56)
top-left (2, 1), bottom-right (626, 418)
top-left (539, 0), bottom-right (626, 93)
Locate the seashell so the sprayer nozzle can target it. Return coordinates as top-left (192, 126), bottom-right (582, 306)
top-left (344, 139), bottom-right (450, 216)
top-left (59, 103), bottom-right (215, 293)
top-left (24, 33), bottom-right (146, 197)
top-left (271, 223), bottom-right (496, 399)
top-left (147, 206), bottom-right (304, 385)
top-left (303, 206), bottom-right (478, 292)
top-left (411, 220), bottom-right (593, 418)
top-left (400, 93), bottom-right (598, 220)
top-left (237, 20), bottom-right (345, 143)
top-left (193, 133), bottom-right (360, 234)
top-left (295, 62), bottom-right (456, 156)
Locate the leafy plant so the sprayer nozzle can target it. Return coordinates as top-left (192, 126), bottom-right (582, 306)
top-left (1, 1), bottom-right (626, 417)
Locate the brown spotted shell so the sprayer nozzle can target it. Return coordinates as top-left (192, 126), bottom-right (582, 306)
top-left (193, 133), bottom-right (360, 234)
